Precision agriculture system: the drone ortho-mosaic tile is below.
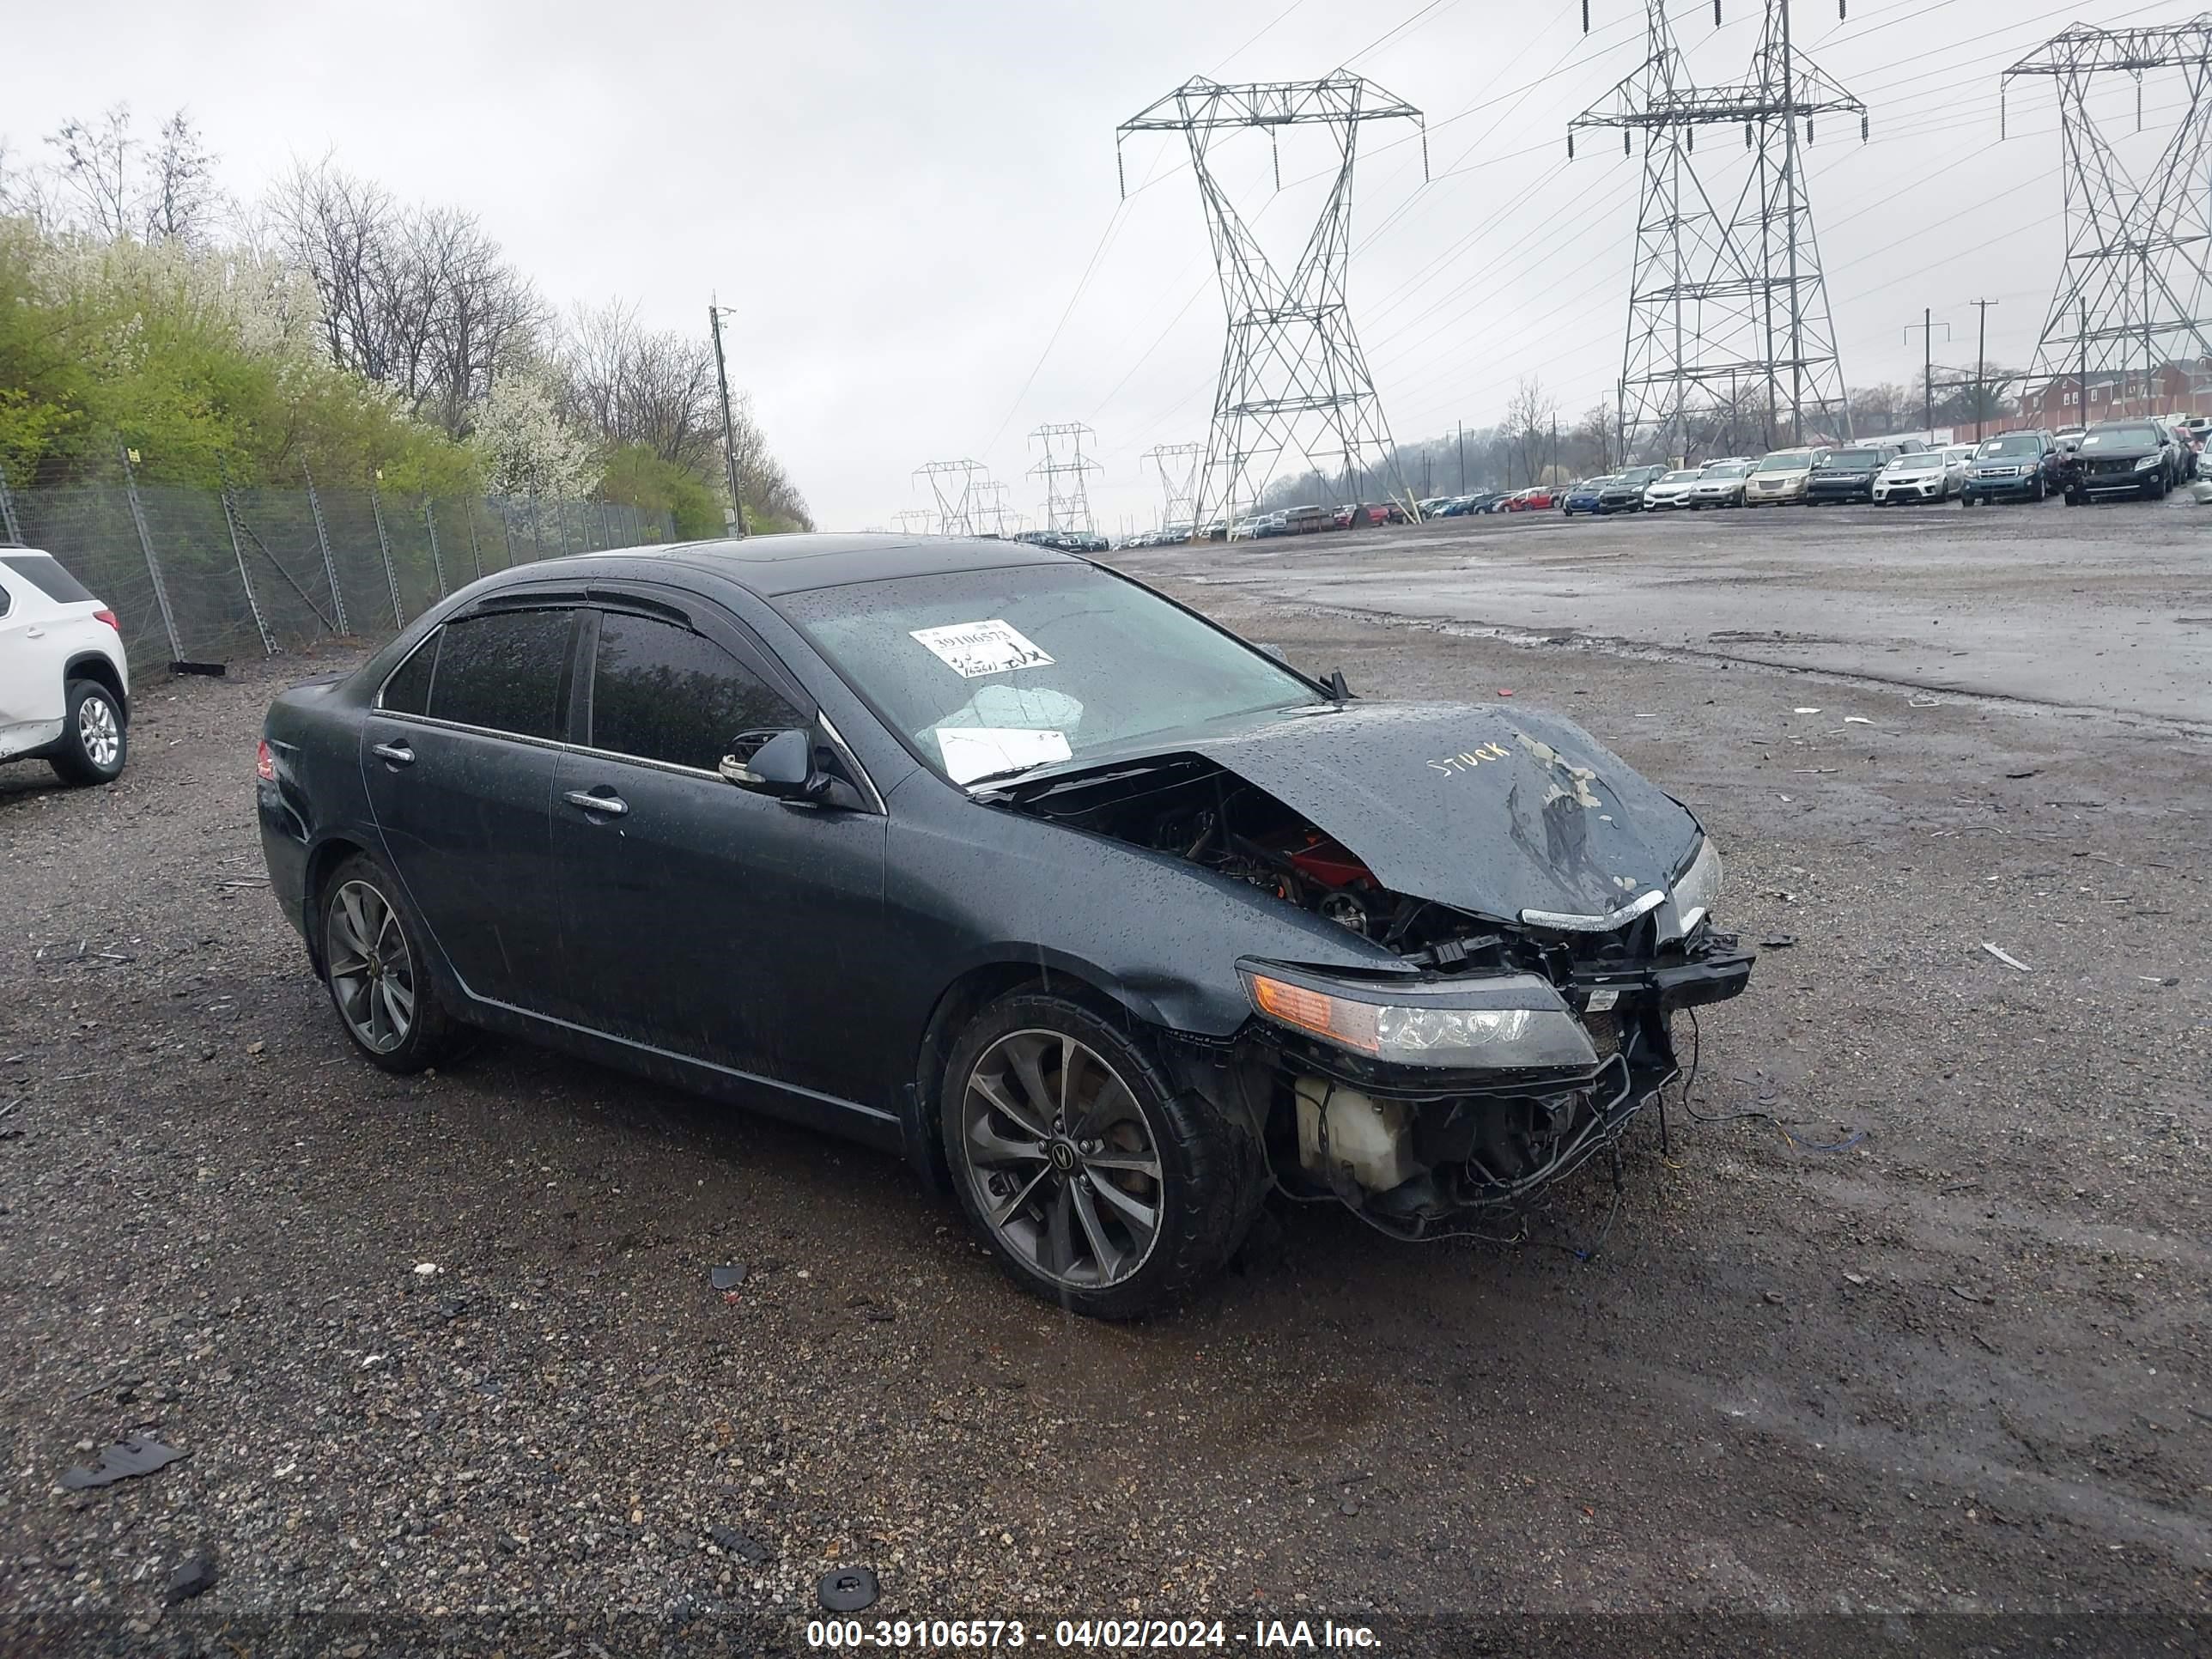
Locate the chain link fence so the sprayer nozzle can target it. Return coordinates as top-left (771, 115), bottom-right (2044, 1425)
top-left (0, 459), bottom-right (676, 674)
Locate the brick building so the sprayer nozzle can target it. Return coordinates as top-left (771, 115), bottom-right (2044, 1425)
top-left (2026, 360), bottom-right (2212, 426)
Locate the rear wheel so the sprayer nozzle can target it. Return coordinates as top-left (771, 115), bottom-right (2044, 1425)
top-left (318, 854), bottom-right (466, 1073)
top-left (50, 679), bottom-right (126, 786)
top-left (940, 992), bottom-right (1256, 1319)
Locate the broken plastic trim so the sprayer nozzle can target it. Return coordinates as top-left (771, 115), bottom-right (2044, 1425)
top-left (1519, 888), bottom-right (1668, 934)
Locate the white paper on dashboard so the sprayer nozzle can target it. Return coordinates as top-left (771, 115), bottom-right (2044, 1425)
top-left (938, 726), bottom-right (1073, 785)
top-left (909, 618), bottom-right (1054, 678)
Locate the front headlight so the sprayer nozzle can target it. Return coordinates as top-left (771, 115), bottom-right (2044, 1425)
top-left (1241, 967), bottom-right (1598, 1071)
top-left (2136, 453), bottom-right (2160, 471)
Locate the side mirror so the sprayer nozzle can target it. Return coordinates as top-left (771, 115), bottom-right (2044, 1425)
top-left (720, 728), bottom-right (829, 801)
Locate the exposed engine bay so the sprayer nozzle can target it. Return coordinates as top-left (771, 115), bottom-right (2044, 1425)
top-left (1000, 752), bottom-right (1513, 969)
top-left (995, 749), bottom-right (1754, 1243)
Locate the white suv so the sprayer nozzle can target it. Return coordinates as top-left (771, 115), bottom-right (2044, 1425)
top-left (0, 549), bottom-right (131, 785)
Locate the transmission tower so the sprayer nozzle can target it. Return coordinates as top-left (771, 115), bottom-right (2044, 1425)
top-left (893, 508), bottom-right (935, 537)
top-left (1119, 74), bottom-right (1426, 531)
top-left (2004, 19), bottom-right (2212, 422)
top-left (1140, 442), bottom-right (1202, 529)
top-left (1572, 2), bottom-right (1864, 456)
top-left (1027, 422), bottom-right (1103, 533)
top-left (914, 459), bottom-right (986, 537)
top-left (971, 478), bottom-right (1015, 538)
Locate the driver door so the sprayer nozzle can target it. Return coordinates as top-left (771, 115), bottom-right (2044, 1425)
top-left (550, 602), bottom-right (890, 1106)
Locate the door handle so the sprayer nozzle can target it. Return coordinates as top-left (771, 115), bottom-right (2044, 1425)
top-left (371, 740), bottom-right (415, 766)
top-left (23, 627), bottom-right (44, 639)
top-left (564, 789), bottom-right (628, 817)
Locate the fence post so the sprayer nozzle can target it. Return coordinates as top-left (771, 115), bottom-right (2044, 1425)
top-left (219, 468), bottom-right (277, 658)
top-left (465, 501), bottom-right (485, 581)
top-left (119, 447), bottom-right (185, 665)
top-left (527, 489), bottom-right (543, 562)
top-left (496, 498), bottom-right (517, 570)
top-left (422, 497), bottom-right (447, 597)
top-left (301, 461), bottom-right (348, 634)
top-left (369, 484), bottom-right (405, 629)
top-left (0, 468), bottom-right (21, 544)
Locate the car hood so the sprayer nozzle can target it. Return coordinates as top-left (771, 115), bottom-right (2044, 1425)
top-left (1004, 702), bottom-right (1705, 921)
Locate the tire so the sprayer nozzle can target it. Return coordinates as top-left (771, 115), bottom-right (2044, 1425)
top-left (2032, 474), bottom-right (2047, 501)
top-left (1960, 493), bottom-right (1975, 507)
top-left (316, 852), bottom-right (467, 1073)
top-left (49, 678), bottom-right (127, 786)
top-left (939, 990), bottom-right (1258, 1319)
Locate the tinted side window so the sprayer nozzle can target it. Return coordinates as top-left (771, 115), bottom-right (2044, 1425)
top-left (1, 553), bottom-right (96, 605)
top-left (590, 612), bottom-right (803, 772)
top-left (425, 610), bottom-right (574, 739)
top-left (380, 634), bottom-right (439, 714)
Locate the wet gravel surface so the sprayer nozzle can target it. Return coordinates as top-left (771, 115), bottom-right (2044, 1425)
top-left (2, 531), bottom-right (2208, 1656)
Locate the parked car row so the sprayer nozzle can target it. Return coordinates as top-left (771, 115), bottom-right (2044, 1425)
top-left (1109, 415), bottom-right (2209, 547)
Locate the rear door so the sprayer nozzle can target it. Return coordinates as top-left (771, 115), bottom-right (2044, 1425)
top-left (550, 599), bottom-right (890, 1105)
top-left (361, 603), bottom-right (579, 1015)
top-left (0, 556), bottom-right (76, 749)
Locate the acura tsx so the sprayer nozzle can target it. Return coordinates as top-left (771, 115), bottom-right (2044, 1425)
top-left (256, 535), bottom-right (1753, 1316)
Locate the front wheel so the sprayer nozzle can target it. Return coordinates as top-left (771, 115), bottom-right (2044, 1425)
top-left (318, 854), bottom-right (467, 1073)
top-left (50, 679), bottom-right (127, 785)
top-left (940, 992), bottom-right (1257, 1319)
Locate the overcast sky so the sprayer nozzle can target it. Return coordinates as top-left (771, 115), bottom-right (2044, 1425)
top-left (9, 0), bottom-right (2198, 530)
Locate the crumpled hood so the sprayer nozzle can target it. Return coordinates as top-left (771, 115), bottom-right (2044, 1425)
top-left (1188, 701), bottom-right (1705, 921)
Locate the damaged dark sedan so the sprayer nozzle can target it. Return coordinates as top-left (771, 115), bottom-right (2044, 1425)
top-left (256, 535), bottom-right (1753, 1317)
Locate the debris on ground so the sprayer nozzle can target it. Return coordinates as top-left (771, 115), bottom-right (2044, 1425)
top-left (1979, 943), bottom-right (2033, 973)
top-left (818, 1565), bottom-right (879, 1612)
top-left (165, 1553), bottom-right (217, 1605)
top-left (1844, 716), bottom-right (1873, 725)
top-left (709, 1264), bottom-right (747, 1291)
top-left (708, 1524), bottom-right (771, 1563)
top-left (1759, 935), bottom-right (1798, 949)
top-left (1793, 707), bottom-right (1821, 714)
top-left (412, 1262), bottom-right (440, 1277)
top-left (58, 1435), bottom-right (186, 1490)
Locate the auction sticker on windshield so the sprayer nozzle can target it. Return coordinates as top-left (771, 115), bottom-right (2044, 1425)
top-left (910, 619), bottom-right (1054, 678)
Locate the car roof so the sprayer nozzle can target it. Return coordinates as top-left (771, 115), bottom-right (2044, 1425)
top-left (551, 532), bottom-right (1084, 599)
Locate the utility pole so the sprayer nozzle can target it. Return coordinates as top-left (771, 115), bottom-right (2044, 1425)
top-left (2080, 299), bottom-right (2091, 425)
top-left (1971, 298), bottom-right (2000, 439)
top-left (1905, 310), bottom-right (1951, 437)
top-left (708, 297), bottom-right (747, 538)
top-left (1456, 422), bottom-right (1464, 493)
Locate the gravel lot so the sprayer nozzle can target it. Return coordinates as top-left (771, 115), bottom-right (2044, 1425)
top-left (2, 510), bottom-right (2207, 1656)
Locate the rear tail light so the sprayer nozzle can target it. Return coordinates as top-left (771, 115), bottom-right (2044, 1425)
top-left (256, 740), bottom-right (276, 782)
top-left (94, 608), bottom-right (119, 632)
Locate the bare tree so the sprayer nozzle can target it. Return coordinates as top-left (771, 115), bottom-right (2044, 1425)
top-left (265, 159), bottom-right (543, 434)
top-left (144, 111), bottom-right (221, 243)
top-left (1505, 377), bottom-right (1557, 487)
top-left (45, 106), bottom-right (136, 240)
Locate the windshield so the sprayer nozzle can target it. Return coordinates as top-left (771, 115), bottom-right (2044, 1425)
top-left (1660, 470), bottom-right (1700, 483)
top-left (1978, 435), bottom-right (2040, 458)
top-left (1825, 450), bottom-right (1884, 472)
top-left (781, 563), bottom-right (1327, 785)
top-left (1757, 450), bottom-right (1812, 471)
top-left (1890, 453), bottom-right (1941, 471)
top-left (1702, 462), bottom-right (1749, 479)
top-left (2081, 425), bottom-right (2160, 450)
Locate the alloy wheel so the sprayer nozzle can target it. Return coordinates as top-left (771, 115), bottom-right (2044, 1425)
top-left (325, 879), bottom-right (416, 1054)
top-left (957, 1030), bottom-right (1164, 1291)
top-left (78, 696), bottom-right (120, 770)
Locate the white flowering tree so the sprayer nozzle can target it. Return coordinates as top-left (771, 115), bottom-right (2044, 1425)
top-left (471, 367), bottom-right (594, 499)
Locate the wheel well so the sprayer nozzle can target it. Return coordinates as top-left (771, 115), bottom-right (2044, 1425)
top-left (301, 837), bottom-right (368, 972)
top-left (907, 961), bottom-right (1144, 1195)
top-left (64, 654), bottom-right (127, 723)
